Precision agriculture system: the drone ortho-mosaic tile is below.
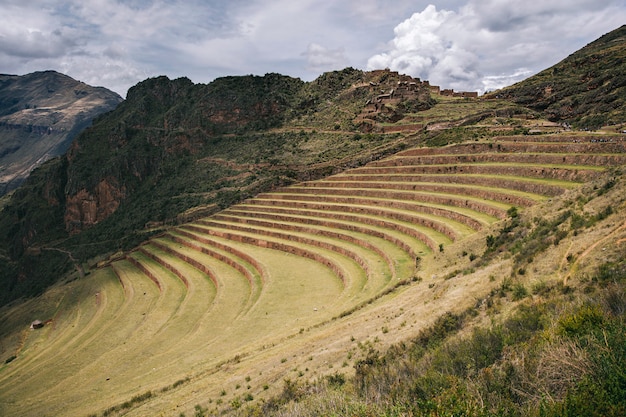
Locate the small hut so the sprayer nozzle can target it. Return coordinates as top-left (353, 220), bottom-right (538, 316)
top-left (30, 320), bottom-right (44, 330)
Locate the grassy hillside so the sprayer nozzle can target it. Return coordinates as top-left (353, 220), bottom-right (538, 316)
top-left (0, 131), bottom-right (624, 417)
top-left (227, 172), bottom-right (626, 417)
top-left (492, 25), bottom-right (626, 129)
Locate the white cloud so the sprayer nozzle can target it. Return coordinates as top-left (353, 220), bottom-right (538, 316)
top-left (367, 1), bottom-right (626, 94)
top-left (0, 1), bottom-right (625, 96)
top-left (367, 5), bottom-right (481, 91)
top-left (481, 69), bottom-right (534, 93)
top-left (303, 43), bottom-right (349, 72)
top-left (0, 4), bottom-right (79, 59)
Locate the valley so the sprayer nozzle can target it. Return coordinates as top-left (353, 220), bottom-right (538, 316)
top-left (1, 130), bottom-right (624, 416)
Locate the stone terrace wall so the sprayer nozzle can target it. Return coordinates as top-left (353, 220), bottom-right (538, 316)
top-left (395, 142), bottom-right (626, 156)
top-left (346, 165), bottom-right (599, 182)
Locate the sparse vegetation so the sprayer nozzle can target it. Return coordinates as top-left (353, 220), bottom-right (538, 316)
top-left (229, 260), bottom-right (625, 417)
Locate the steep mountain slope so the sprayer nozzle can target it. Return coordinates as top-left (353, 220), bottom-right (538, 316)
top-left (0, 68), bottom-right (439, 305)
top-left (0, 71), bottom-right (122, 195)
top-left (492, 25), bottom-right (626, 128)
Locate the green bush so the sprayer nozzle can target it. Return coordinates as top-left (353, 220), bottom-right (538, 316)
top-left (326, 372), bottom-right (346, 388)
top-left (559, 305), bottom-right (605, 337)
top-left (512, 283), bottom-right (528, 300)
top-left (431, 327), bottom-right (504, 378)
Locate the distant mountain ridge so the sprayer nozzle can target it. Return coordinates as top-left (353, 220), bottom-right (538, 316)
top-left (0, 71), bottom-right (122, 195)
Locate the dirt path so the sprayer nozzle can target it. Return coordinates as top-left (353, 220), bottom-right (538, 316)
top-left (563, 221), bottom-right (626, 285)
top-left (41, 247), bottom-right (84, 278)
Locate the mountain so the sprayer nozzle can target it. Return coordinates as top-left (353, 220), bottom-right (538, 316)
top-left (491, 24), bottom-right (626, 128)
top-left (0, 68), bottom-right (437, 304)
top-left (0, 27), bottom-right (625, 417)
top-left (1, 26), bottom-right (624, 310)
top-left (0, 71), bottom-right (122, 195)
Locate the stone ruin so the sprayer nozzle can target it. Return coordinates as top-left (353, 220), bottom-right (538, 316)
top-left (354, 69), bottom-right (478, 133)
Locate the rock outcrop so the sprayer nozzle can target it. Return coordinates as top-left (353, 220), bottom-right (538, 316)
top-left (64, 178), bottom-right (127, 234)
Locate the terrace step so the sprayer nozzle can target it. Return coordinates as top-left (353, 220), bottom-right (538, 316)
top-left (267, 184), bottom-right (542, 208)
top-left (347, 163), bottom-right (602, 182)
top-left (165, 226), bottom-right (361, 316)
top-left (138, 243), bottom-right (218, 322)
top-left (221, 206), bottom-right (430, 258)
top-left (125, 251), bottom-right (189, 335)
top-left (158, 231), bottom-right (263, 316)
top-left (252, 194), bottom-right (489, 239)
top-left (311, 175), bottom-right (577, 198)
top-left (228, 203), bottom-right (446, 252)
top-left (493, 134), bottom-right (624, 143)
top-left (205, 214), bottom-right (403, 288)
top-left (272, 186), bottom-right (513, 220)
top-left (394, 140), bottom-right (626, 156)
top-left (370, 152), bottom-right (626, 167)
top-left (183, 221), bottom-right (369, 295)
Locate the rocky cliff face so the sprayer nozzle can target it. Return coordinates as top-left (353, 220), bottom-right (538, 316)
top-left (59, 74), bottom-right (305, 233)
top-left (64, 178), bottom-right (127, 234)
top-left (0, 71), bottom-right (122, 195)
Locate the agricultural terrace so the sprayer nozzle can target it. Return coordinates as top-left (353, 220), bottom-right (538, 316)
top-left (0, 134), bottom-right (624, 416)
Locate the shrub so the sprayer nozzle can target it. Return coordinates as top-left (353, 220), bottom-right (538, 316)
top-left (230, 397), bottom-right (241, 409)
top-left (595, 261), bottom-right (626, 285)
top-left (415, 311), bottom-right (464, 349)
top-left (512, 283), bottom-right (528, 300)
top-left (502, 303), bottom-right (546, 345)
top-left (541, 311), bottom-right (626, 417)
top-left (603, 285), bottom-right (626, 316)
top-left (327, 372), bottom-right (346, 388)
top-left (559, 305), bottom-right (605, 337)
top-left (432, 327), bottom-right (505, 378)
top-left (193, 404), bottom-right (207, 417)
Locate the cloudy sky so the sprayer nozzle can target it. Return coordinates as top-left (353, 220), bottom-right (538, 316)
top-left (1, 1), bottom-right (625, 97)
